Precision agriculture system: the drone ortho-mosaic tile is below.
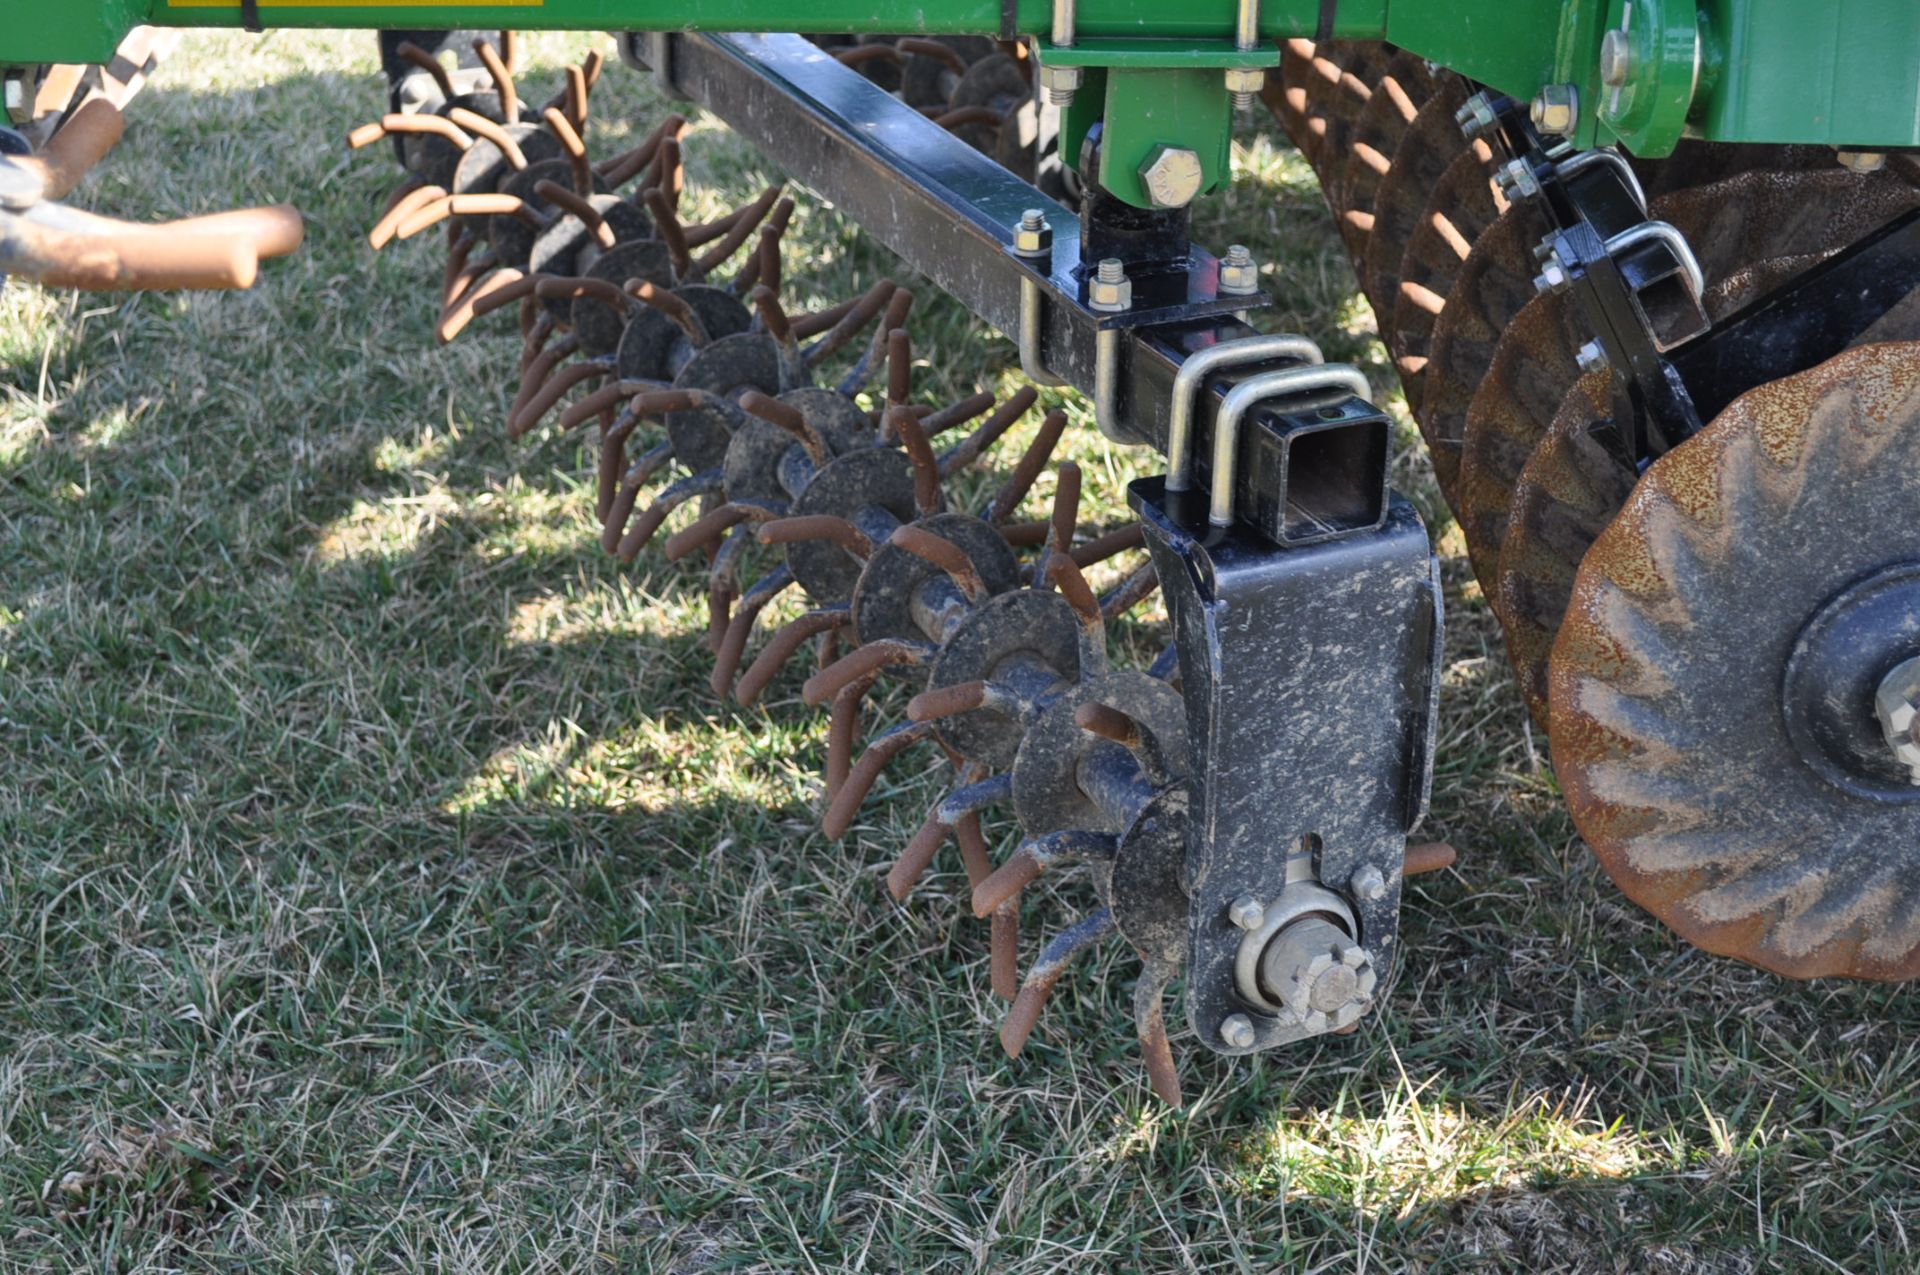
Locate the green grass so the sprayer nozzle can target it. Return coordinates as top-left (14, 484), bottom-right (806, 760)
top-left (2, 30), bottom-right (1916, 1273)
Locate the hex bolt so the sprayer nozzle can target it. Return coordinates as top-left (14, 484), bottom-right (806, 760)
top-left (1533, 249), bottom-right (1570, 295)
top-left (1576, 340), bottom-right (1607, 374)
top-left (1139, 144), bottom-right (1204, 209)
top-left (1228, 893), bottom-right (1266, 930)
top-left (1874, 656), bottom-right (1920, 784)
top-left (1039, 63), bottom-right (1082, 109)
top-left (1531, 84), bottom-right (1579, 137)
top-left (1219, 1013), bottom-right (1257, 1049)
top-left (1599, 28), bottom-right (1633, 88)
top-left (1349, 866), bottom-right (1386, 902)
top-left (1012, 208), bottom-right (1053, 259)
top-left (1088, 256), bottom-right (1132, 312)
top-left (1454, 91), bottom-right (1498, 140)
top-left (1218, 243), bottom-right (1259, 296)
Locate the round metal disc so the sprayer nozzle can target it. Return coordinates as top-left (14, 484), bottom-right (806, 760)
top-left (615, 307), bottom-right (678, 382)
top-left (448, 124), bottom-right (559, 231)
top-left (666, 332), bottom-right (781, 474)
top-left (786, 447), bottom-right (919, 604)
top-left (491, 159), bottom-right (607, 269)
top-left (1329, 52), bottom-right (1438, 263)
top-left (1548, 342), bottom-right (1920, 980)
top-left (1110, 786), bottom-right (1192, 966)
top-left (926, 588), bottom-right (1083, 768)
top-left (676, 285), bottom-right (753, 350)
top-left (946, 52), bottom-right (1027, 153)
top-left (530, 196), bottom-right (652, 319)
top-left (1384, 142), bottom-right (1501, 417)
top-left (1359, 86), bottom-right (1470, 316)
top-left (850, 512), bottom-right (1018, 646)
top-left (574, 240), bottom-right (674, 358)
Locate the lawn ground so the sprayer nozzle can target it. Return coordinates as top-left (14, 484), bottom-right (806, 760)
top-left (1, 29), bottom-right (1915, 1274)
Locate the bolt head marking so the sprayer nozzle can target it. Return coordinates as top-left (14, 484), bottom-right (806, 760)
top-left (1139, 144), bottom-right (1204, 210)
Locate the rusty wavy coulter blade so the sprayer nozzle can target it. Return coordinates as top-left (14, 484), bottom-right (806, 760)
top-left (1548, 342), bottom-right (1920, 980)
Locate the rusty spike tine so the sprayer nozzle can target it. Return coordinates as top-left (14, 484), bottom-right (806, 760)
top-left (1047, 552), bottom-right (1106, 635)
top-left (561, 380), bottom-right (682, 432)
top-left (797, 279), bottom-right (894, 367)
top-left (439, 268), bottom-right (509, 344)
top-left (756, 514), bottom-right (873, 558)
top-left (377, 174), bottom-right (426, 218)
top-left (711, 567), bottom-right (795, 699)
top-left (644, 133), bottom-right (686, 210)
top-left (999, 520), bottom-right (1049, 548)
top-left (1071, 522), bottom-right (1145, 568)
top-left (664, 502), bottom-right (762, 562)
top-left (1075, 699), bottom-right (1172, 787)
top-left (891, 411), bottom-right (943, 515)
top-left (1406, 841), bottom-right (1458, 876)
top-left (738, 389), bottom-right (829, 465)
top-left (518, 309), bottom-right (556, 368)
top-left (532, 179), bottom-right (617, 249)
top-left (907, 679), bottom-right (988, 722)
top-left (933, 105), bottom-right (1005, 132)
top-left (787, 293), bottom-right (862, 342)
top-left (1001, 907), bottom-right (1116, 1057)
top-left (508, 359), bottom-right (612, 438)
top-left (706, 523), bottom-right (754, 651)
top-left (890, 524), bottom-right (986, 601)
top-left (565, 63), bottom-right (590, 131)
top-left (535, 273), bottom-right (631, 312)
top-left (463, 267), bottom-right (538, 320)
top-left (936, 387), bottom-right (1036, 475)
top-left (898, 36), bottom-right (970, 76)
top-left (973, 828), bottom-right (1119, 917)
top-left (371, 112), bottom-right (473, 150)
top-left (737, 606), bottom-right (848, 706)
top-left (887, 329), bottom-right (912, 414)
top-left (596, 409), bottom-right (644, 521)
top-left (990, 900), bottom-right (1020, 1002)
top-left (599, 441), bottom-right (675, 554)
top-left (1136, 959), bottom-right (1183, 1106)
top-left (802, 637), bottom-right (933, 708)
top-left (539, 106), bottom-right (594, 196)
top-left (824, 671), bottom-right (882, 801)
top-left (511, 332), bottom-right (581, 417)
top-left (693, 184), bottom-right (785, 278)
top-left (624, 279), bottom-right (709, 347)
top-left (747, 196), bottom-right (797, 295)
top-left (441, 226), bottom-right (476, 304)
top-left (1099, 562), bottom-right (1160, 623)
top-left (835, 43), bottom-right (905, 70)
top-left (919, 390), bottom-right (997, 440)
top-left (369, 181), bottom-right (441, 249)
top-left (839, 290), bottom-right (919, 396)
top-left (448, 106), bottom-right (528, 170)
top-left (888, 805), bottom-right (956, 902)
top-left (640, 188), bottom-right (694, 280)
top-left (499, 30), bottom-right (520, 72)
top-left (1050, 462), bottom-right (1083, 552)
top-left (596, 112), bottom-right (686, 187)
top-left (822, 719), bottom-right (938, 838)
top-left (985, 409), bottom-right (1069, 524)
top-left (395, 41), bottom-right (458, 100)
top-left (747, 286), bottom-right (803, 374)
top-left (473, 38), bottom-right (518, 123)
top-left (935, 772), bottom-right (1014, 826)
top-left (617, 469), bottom-right (724, 562)
top-left (347, 120), bottom-right (390, 150)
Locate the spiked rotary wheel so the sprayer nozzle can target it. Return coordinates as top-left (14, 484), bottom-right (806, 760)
top-left (1549, 343), bottom-right (1920, 980)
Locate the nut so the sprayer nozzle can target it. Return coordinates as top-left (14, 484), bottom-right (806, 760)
top-left (1038, 63), bottom-right (1082, 107)
top-left (1874, 656), bottom-right (1920, 784)
top-left (1496, 158), bottom-right (1542, 201)
top-left (1837, 150), bottom-right (1888, 174)
top-left (1530, 84), bottom-right (1578, 136)
top-left (1012, 208), bottom-right (1052, 258)
top-left (1576, 340), bottom-right (1607, 374)
top-left (1088, 258), bottom-right (1132, 312)
top-left (1139, 144), bottom-right (1204, 209)
top-left (1219, 1013), bottom-right (1257, 1049)
top-left (1599, 28), bottom-right (1632, 88)
top-left (1228, 893), bottom-right (1266, 931)
top-left (1218, 244), bottom-right (1259, 296)
top-left (1533, 253), bottom-right (1570, 295)
top-left (1259, 919), bottom-right (1377, 1034)
top-left (1349, 865), bottom-right (1386, 902)
top-left (1224, 65), bottom-right (1266, 102)
top-left (1454, 92), bottom-right (1498, 139)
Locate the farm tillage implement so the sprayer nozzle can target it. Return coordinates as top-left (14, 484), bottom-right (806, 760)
top-left (6, 2), bottom-right (1920, 1103)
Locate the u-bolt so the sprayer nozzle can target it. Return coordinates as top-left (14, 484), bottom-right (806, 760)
top-left (1604, 219), bottom-right (1705, 303)
top-left (1165, 333), bottom-right (1324, 493)
top-left (1210, 364), bottom-right (1370, 527)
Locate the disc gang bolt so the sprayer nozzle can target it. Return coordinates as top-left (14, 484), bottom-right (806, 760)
top-left (1576, 340), bottom-right (1608, 374)
top-left (1225, 66), bottom-right (1265, 112)
top-left (1533, 248), bottom-right (1571, 296)
top-left (1496, 158), bottom-right (1543, 201)
top-left (1228, 893), bottom-right (1266, 930)
top-left (1837, 150), bottom-right (1888, 174)
top-left (1219, 1013), bottom-right (1257, 1049)
top-left (1139, 144), bottom-right (1205, 209)
top-left (1039, 63), bottom-right (1082, 108)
